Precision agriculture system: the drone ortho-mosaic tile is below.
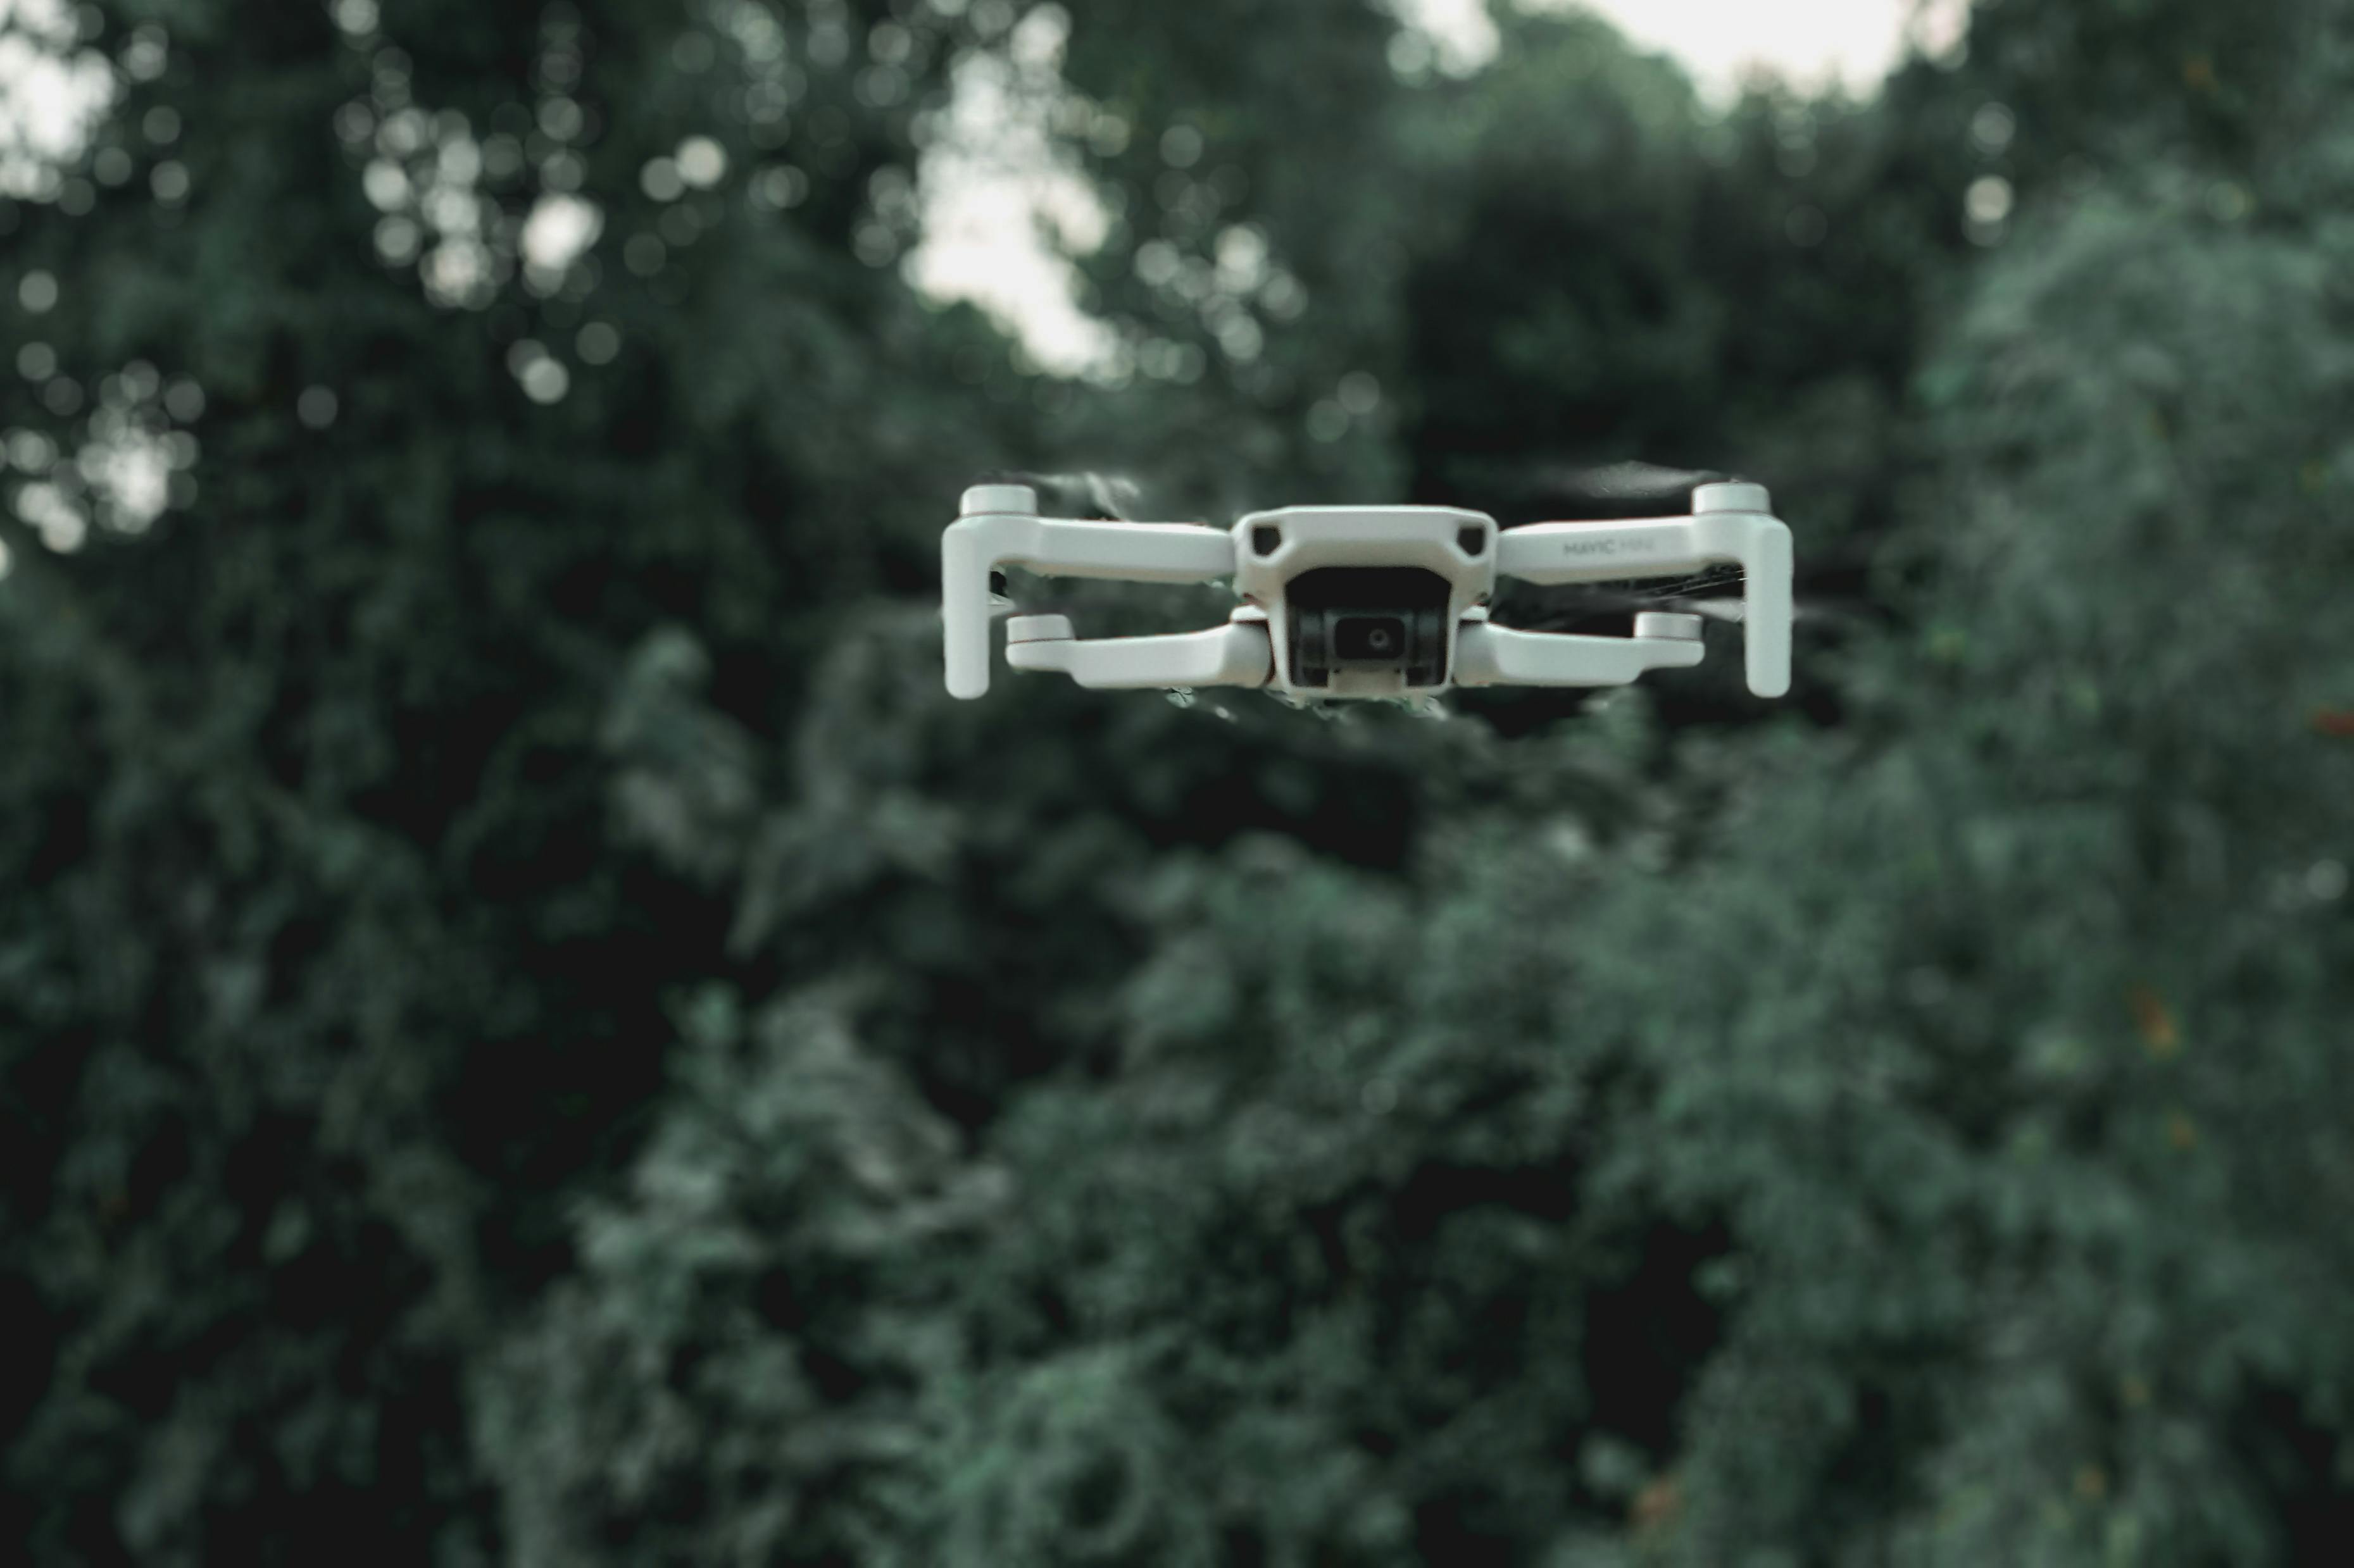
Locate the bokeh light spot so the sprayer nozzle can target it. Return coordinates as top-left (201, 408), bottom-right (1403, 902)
top-left (5, 429), bottom-right (57, 471)
top-left (749, 165), bottom-right (808, 209)
top-left (506, 339), bottom-right (570, 404)
top-left (374, 215), bottom-right (421, 263)
top-left (1969, 101), bottom-right (2015, 154)
top-left (18, 480), bottom-right (87, 551)
top-left (363, 158), bottom-right (409, 210)
top-left (1159, 124), bottom-right (1202, 169)
top-left (122, 23), bottom-right (166, 82)
top-left (623, 233), bottom-right (665, 275)
top-left (521, 358), bottom-right (568, 403)
top-left (1965, 175), bottom-right (2013, 224)
top-left (641, 156), bottom-right (684, 201)
top-left (537, 97), bottom-right (583, 142)
top-left (575, 321), bottom-right (620, 364)
top-left (522, 192), bottom-right (603, 276)
top-left (675, 135), bottom-right (727, 188)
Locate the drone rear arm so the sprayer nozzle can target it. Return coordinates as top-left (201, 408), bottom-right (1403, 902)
top-left (943, 486), bottom-right (1237, 698)
top-left (1494, 482), bottom-right (1793, 697)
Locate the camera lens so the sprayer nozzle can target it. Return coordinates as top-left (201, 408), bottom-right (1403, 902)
top-left (1334, 615), bottom-right (1407, 661)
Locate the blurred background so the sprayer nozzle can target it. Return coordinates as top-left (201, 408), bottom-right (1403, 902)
top-left (3, 0), bottom-right (2352, 1562)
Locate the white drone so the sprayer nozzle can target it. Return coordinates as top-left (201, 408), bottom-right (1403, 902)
top-left (941, 468), bottom-right (1792, 702)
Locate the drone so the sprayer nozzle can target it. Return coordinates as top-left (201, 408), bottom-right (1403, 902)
top-left (941, 463), bottom-right (1792, 703)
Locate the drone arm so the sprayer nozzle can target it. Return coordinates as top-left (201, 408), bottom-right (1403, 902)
top-left (942, 507), bottom-right (1236, 698)
top-left (1453, 619), bottom-right (1706, 688)
top-left (1004, 616), bottom-right (1272, 690)
top-left (1494, 484), bottom-right (1793, 697)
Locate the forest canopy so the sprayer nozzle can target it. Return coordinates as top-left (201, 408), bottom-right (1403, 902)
top-left (3, 1), bottom-right (2351, 1563)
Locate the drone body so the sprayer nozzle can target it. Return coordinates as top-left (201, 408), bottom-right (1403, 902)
top-left (942, 472), bottom-right (1792, 703)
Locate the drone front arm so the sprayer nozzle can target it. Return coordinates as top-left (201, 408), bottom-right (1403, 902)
top-left (1494, 483), bottom-right (1793, 697)
top-left (1453, 619), bottom-right (1705, 688)
top-left (942, 496), bottom-right (1237, 698)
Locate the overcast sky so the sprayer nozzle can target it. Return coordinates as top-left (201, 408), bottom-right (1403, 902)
top-left (920, 0), bottom-right (1958, 374)
top-left (1404, 0), bottom-right (1962, 99)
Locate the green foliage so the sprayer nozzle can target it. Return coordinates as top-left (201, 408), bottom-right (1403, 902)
top-left (6, 0), bottom-right (2354, 1564)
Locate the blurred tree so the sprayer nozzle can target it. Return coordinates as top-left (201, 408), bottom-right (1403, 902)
top-left (1582, 158), bottom-right (2354, 1562)
top-left (0, 0), bottom-right (1020, 1557)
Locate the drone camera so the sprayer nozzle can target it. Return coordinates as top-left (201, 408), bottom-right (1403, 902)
top-left (1286, 566), bottom-right (1454, 690)
top-left (1335, 616), bottom-right (1405, 659)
